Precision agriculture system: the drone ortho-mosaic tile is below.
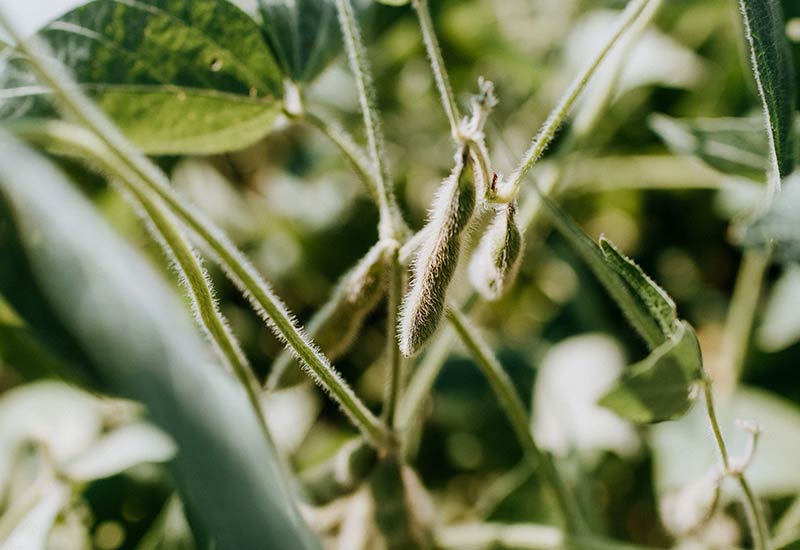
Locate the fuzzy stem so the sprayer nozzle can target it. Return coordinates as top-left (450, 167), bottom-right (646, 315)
top-left (12, 118), bottom-right (389, 449)
top-left (296, 110), bottom-right (381, 205)
top-left (495, 0), bottom-right (651, 203)
top-left (383, 245), bottom-right (405, 429)
top-left (446, 307), bottom-right (584, 534)
top-left (702, 379), bottom-right (771, 550)
top-left (335, 0), bottom-right (401, 240)
top-left (412, 0), bottom-right (462, 141)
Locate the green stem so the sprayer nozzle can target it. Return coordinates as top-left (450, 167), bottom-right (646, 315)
top-left (496, 0), bottom-right (652, 203)
top-left (702, 380), bottom-right (771, 550)
top-left (446, 307), bottom-right (584, 534)
top-left (296, 110), bottom-right (381, 206)
top-left (383, 246), bottom-right (405, 429)
top-left (412, 0), bottom-right (462, 140)
top-left (335, 0), bottom-right (401, 241)
top-left (13, 118), bottom-right (390, 449)
top-left (0, 19), bottom-right (393, 448)
top-left (717, 249), bottom-right (770, 394)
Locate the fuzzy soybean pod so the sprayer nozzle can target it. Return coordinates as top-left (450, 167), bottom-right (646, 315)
top-left (468, 202), bottom-right (524, 301)
top-left (267, 241), bottom-right (388, 389)
top-left (399, 150), bottom-right (477, 356)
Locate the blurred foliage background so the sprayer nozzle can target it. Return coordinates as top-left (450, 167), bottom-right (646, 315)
top-left (2, 0), bottom-right (800, 548)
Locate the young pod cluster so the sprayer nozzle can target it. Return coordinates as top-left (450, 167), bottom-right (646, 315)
top-left (468, 202), bottom-right (523, 300)
top-left (398, 150), bottom-right (476, 357)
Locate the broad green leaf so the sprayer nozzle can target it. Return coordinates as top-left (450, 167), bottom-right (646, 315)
top-left (0, 0), bottom-right (285, 155)
top-left (599, 237), bottom-right (679, 338)
top-left (739, 0), bottom-right (797, 181)
top-left (649, 114), bottom-right (772, 180)
top-left (744, 171), bottom-right (800, 261)
top-left (599, 322), bottom-right (703, 424)
top-left (257, 0), bottom-right (341, 83)
top-left (0, 135), bottom-right (319, 549)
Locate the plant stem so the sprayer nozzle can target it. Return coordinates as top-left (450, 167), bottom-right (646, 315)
top-left (335, 0), bottom-right (408, 447)
top-left (702, 379), bottom-right (771, 550)
top-left (13, 118), bottom-right (391, 449)
top-left (383, 245), bottom-right (404, 429)
top-left (446, 307), bottom-right (584, 535)
top-left (296, 110), bottom-right (381, 205)
top-left (335, 0), bottom-right (401, 241)
top-left (496, 0), bottom-right (652, 203)
top-left (717, 249), bottom-right (770, 394)
top-left (412, 0), bottom-right (462, 141)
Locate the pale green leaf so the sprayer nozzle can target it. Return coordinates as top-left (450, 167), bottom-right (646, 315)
top-left (652, 386), bottom-right (800, 498)
top-left (0, 0), bottom-right (285, 154)
top-left (739, 0), bottom-right (798, 180)
top-left (0, 135), bottom-right (319, 549)
top-left (649, 114), bottom-right (773, 179)
top-left (599, 322), bottom-right (703, 424)
top-left (63, 423), bottom-right (177, 482)
top-left (744, 171), bottom-right (800, 260)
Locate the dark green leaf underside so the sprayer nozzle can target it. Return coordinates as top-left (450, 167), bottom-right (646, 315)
top-left (0, 0), bottom-right (285, 154)
top-left (600, 322), bottom-right (703, 424)
top-left (739, 0), bottom-right (797, 177)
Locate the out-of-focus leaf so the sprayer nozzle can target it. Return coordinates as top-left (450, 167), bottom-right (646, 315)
top-left (652, 386), bottom-right (800, 498)
top-left (739, 0), bottom-right (797, 179)
top-left (63, 423), bottom-right (177, 482)
top-left (599, 322), bottom-right (703, 424)
top-left (257, 0), bottom-right (340, 83)
top-left (757, 265), bottom-right (800, 351)
top-left (0, 0), bottom-right (284, 155)
top-left (649, 114), bottom-right (778, 180)
top-left (0, 479), bottom-right (70, 549)
top-left (744, 171), bottom-right (800, 260)
top-left (0, 135), bottom-right (319, 549)
top-left (532, 333), bottom-right (640, 462)
top-left (0, 381), bottom-right (102, 465)
top-left (137, 495), bottom-right (195, 550)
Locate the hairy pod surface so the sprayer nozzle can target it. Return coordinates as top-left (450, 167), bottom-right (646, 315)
top-left (268, 241), bottom-right (388, 389)
top-left (398, 151), bottom-right (476, 356)
top-left (468, 202), bottom-right (523, 300)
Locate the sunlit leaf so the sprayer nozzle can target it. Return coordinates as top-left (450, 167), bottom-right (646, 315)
top-left (599, 322), bottom-right (703, 424)
top-left (0, 0), bottom-right (284, 154)
top-left (0, 135), bottom-right (318, 549)
top-left (63, 423), bottom-right (177, 482)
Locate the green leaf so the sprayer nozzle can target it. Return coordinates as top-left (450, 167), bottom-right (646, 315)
top-left (745, 171), bottom-right (800, 261)
top-left (0, 0), bottom-right (284, 155)
top-left (539, 194), bottom-right (666, 349)
top-left (599, 322), bottom-right (703, 424)
top-left (599, 237), bottom-right (679, 338)
top-left (0, 135), bottom-right (319, 549)
top-left (649, 114), bottom-right (775, 180)
top-left (257, 0), bottom-right (342, 83)
top-left (739, 0), bottom-right (798, 181)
